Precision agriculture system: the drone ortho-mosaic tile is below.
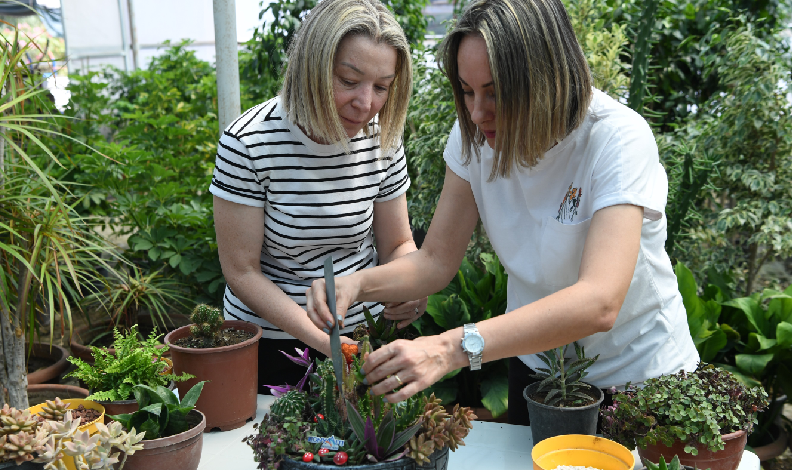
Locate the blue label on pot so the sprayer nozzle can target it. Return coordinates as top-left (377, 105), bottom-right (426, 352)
top-left (307, 435), bottom-right (345, 450)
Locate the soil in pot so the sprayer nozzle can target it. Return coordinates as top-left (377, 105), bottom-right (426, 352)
top-left (26, 384), bottom-right (89, 406)
top-left (121, 409), bottom-right (206, 470)
top-left (523, 382), bottom-right (604, 445)
top-left (637, 429), bottom-right (747, 470)
top-left (170, 328), bottom-right (255, 348)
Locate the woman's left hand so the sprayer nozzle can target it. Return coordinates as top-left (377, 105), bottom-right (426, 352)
top-left (362, 335), bottom-right (454, 403)
top-left (382, 297), bottom-right (428, 329)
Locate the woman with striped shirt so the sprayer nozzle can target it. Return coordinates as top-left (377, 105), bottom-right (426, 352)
top-left (209, 0), bottom-right (426, 393)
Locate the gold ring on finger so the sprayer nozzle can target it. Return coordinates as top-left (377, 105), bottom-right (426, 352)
top-left (393, 374), bottom-right (403, 386)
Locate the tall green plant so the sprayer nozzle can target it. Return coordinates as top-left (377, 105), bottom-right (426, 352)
top-left (0, 25), bottom-right (121, 409)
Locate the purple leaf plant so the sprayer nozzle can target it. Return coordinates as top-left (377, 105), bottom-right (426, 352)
top-left (263, 348), bottom-right (314, 398)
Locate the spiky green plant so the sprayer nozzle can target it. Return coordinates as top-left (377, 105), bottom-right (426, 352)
top-left (530, 341), bottom-right (600, 407)
top-left (189, 304), bottom-right (224, 347)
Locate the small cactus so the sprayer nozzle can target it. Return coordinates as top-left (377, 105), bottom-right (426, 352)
top-left (189, 304), bottom-right (224, 347)
top-left (270, 390), bottom-right (307, 420)
top-left (37, 398), bottom-right (70, 422)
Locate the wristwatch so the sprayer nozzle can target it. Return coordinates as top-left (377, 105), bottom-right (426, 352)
top-left (461, 323), bottom-right (485, 370)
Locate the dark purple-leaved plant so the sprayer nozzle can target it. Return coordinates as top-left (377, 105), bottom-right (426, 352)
top-left (346, 400), bottom-right (421, 462)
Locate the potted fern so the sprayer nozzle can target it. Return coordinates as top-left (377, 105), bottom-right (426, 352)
top-left (164, 304), bottom-right (262, 432)
top-left (522, 342), bottom-right (602, 444)
top-left (243, 336), bottom-right (476, 469)
top-left (65, 325), bottom-right (194, 418)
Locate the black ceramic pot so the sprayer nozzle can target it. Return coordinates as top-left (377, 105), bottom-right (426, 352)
top-left (280, 455), bottom-right (416, 470)
top-left (416, 446), bottom-right (450, 470)
top-left (0, 460), bottom-right (46, 469)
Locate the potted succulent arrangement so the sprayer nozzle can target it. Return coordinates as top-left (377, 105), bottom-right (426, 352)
top-left (64, 326), bottom-right (194, 417)
top-left (522, 341), bottom-right (602, 444)
top-left (106, 381), bottom-right (207, 470)
top-left (164, 304), bottom-right (262, 432)
top-left (601, 363), bottom-right (769, 470)
top-left (243, 334), bottom-right (476, 470)
top-left (0, 397), bottom-right (145, 470)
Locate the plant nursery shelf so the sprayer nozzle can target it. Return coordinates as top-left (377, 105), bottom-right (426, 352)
top-left (197, 395), bottom-right (763, 470)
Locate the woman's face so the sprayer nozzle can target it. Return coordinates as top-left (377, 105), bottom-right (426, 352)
top-left (457, 35), bottom-right (497, 148)
top-left (333, 35), bottom-right (397, 138)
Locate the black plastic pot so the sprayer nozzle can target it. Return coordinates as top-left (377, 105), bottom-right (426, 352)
top-left (280, 455), bottom-right (416, 470)
top-left (416, 446), bottom-right (449, 470)
top-left (523, 381), bottom-right (604, 445)
top-left (0, 460), bottom-right (46, 469)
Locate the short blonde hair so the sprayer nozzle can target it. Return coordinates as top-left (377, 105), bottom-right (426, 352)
top-left (438, 0), bottom-right (592, 179)
top-left (280, 0), bottom-right (412, 152)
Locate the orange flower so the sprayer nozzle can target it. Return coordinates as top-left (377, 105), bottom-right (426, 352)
top-left (341, 344), bottom-right (358, 365)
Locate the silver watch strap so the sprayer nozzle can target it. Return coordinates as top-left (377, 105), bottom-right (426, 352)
top-left (463, 323), bottom-right (483, 371)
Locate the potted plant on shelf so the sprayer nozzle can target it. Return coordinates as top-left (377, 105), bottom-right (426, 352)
top-left (0, 397), bottom-right (145, 470)
top-left (107, 381), bottom-right (207, 470)
top-left (522, 341), bottom-right (602, 444)
top-left (64, 325), bottom-right (194, 417)
top-left (164, 304), bottom-right (262, 432)
top-left (601, 363), bottom-right (769, 470)
top-left (243, 336), bottom-right (476, 469)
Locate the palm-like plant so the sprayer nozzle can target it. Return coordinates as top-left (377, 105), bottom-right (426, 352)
top-left (0, 23), bottom-right (126, 409)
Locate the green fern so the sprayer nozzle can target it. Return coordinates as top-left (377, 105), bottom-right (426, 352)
top-left (65, 325), bottom-right (194, 401)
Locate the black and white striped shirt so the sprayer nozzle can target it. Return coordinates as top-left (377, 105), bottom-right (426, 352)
top-left (209, 97), bottom-right (410, 339)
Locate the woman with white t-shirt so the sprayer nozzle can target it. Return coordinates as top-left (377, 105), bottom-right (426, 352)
top-left (210, 0), bottom-right (427, 393)
top-left (305, 0), bottom-right (699, 426)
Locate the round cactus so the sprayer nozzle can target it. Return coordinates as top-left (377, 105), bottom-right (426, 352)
top-left (189, 304), bottom-right (224, 347)
top-left (270, 390), bottom-right (307, 420)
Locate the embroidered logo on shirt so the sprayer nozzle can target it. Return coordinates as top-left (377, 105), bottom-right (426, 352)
top-left (556, 182), bottom-right (583, 222)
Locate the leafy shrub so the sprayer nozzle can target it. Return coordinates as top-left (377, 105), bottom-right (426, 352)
top-left (109, 381), bottom-right (206, 440)
top-left (601, 363), bottom-right (768, 455)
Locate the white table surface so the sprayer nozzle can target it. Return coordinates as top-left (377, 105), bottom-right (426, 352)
top-left (199, 395), bottom-right (761, 470)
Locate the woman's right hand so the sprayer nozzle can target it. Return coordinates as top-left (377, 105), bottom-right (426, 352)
top-left (306, 274), bottom-right (361, 331)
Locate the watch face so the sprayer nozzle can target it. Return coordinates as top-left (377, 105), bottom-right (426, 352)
top-left (464, 335), bottom-right (484, 354)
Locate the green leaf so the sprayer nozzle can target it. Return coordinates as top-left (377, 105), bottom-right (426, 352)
top-left (376, 410), bottom-right (396, 452)
top-left (169, 253), bottom-right (182, 268)
top-left (735, 353), bottom-right (773, 375)
top-left (776, 322), bottom-right (792, 348)
top-left (700, 327), bottom-right (727, 363)
top-left (180, 381), bottom-right (206, 409)
top-left (480, 375), bottom-right (508, 418)
top-left (723, 297), bottom-right (770, 337)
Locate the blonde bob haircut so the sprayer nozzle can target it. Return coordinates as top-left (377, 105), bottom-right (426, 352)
top-left (280, 0), bottom-right (412, 153)
top-left (438, 0), bottom-right (592, 179)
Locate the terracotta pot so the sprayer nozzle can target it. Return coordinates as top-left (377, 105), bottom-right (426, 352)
top-left (69, 313), bottom-right (191, 364)
top-left (751, 420), bottom-right (789, 461)
top-left (638, 430), bottom-right (747, 470)
top-left (26, 384), bottom-right (89, 406)
top-left (121, 409), bottom-right (206, 470)
top-left (25, 342), bottom-right (70, 385)
top-left (164, 320), bottom-right (262, 432)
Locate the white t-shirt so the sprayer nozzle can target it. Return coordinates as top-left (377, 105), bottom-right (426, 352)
top-left (210, 97), bottom-right (410, 339)
top-left (443, 88), bottom-right (699, 388)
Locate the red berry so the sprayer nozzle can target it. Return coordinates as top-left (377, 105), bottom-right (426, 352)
top-left (333, 451), bottom-right (348, 465)
top-left (318, 448), bottom-right (330, 456)
top-left (317, 413), bottom-right (324, 420)
top-left (303, 452), bottom-right (314, 462)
